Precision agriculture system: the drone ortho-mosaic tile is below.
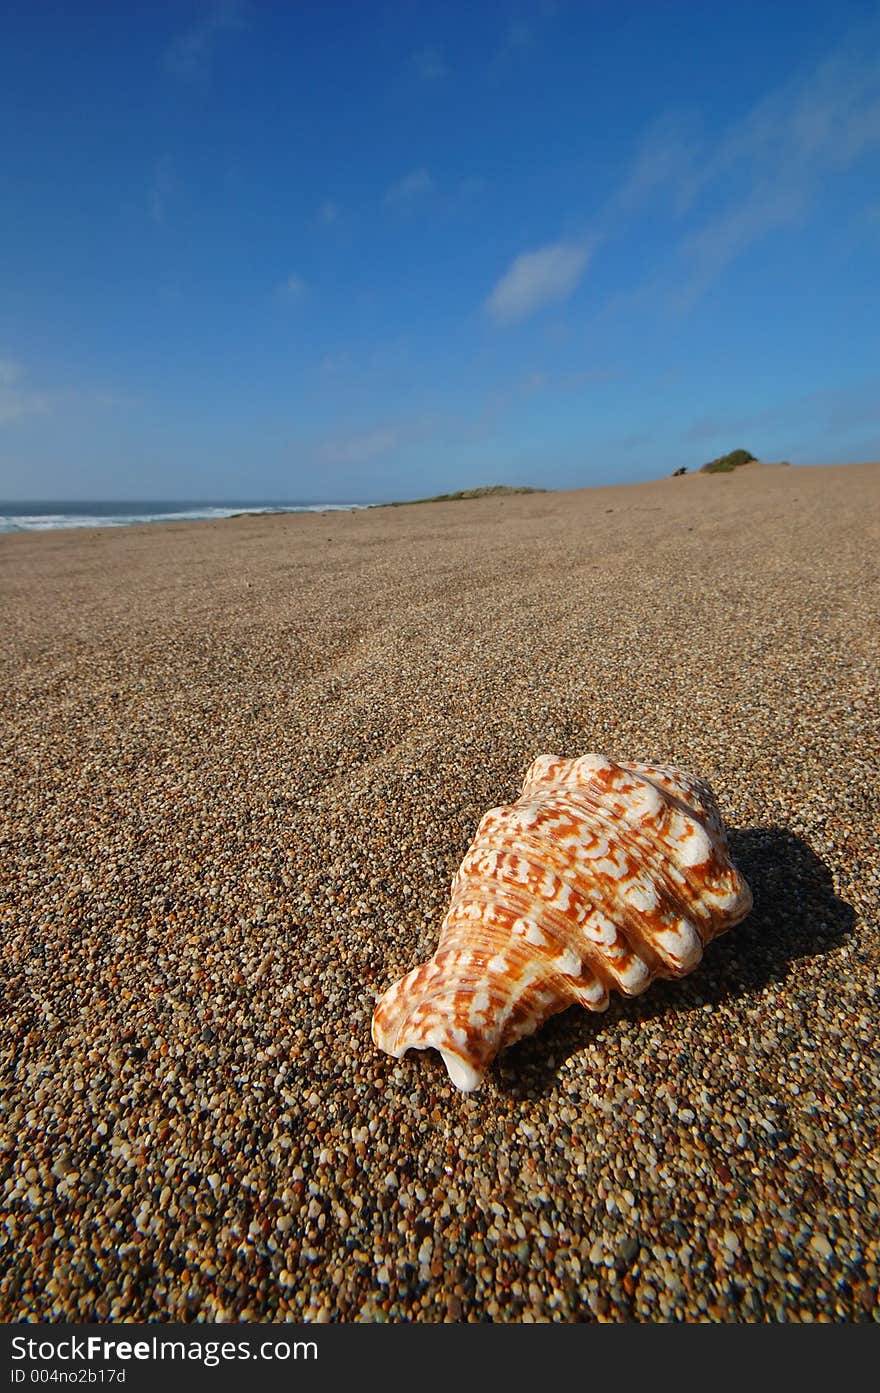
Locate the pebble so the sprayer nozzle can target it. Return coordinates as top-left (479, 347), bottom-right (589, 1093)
top-left (1, 464), bottom-right (878, 1323)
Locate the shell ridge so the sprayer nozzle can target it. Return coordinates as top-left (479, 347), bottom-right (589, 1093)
top-left (536, 786), bottom-right (743, 942)
top-left (481, 804), bottom-right (707, 963)
top-left (444, 879), bottom-right (647, 996)
top-left (372, 754), bottom-right (753, 1090)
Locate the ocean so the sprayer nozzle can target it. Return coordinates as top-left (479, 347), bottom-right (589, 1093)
top-left (0, 500), bottom-right (375, 534)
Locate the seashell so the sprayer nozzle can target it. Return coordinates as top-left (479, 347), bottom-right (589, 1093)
top-left (372, 754), bottom-right (753, 1092)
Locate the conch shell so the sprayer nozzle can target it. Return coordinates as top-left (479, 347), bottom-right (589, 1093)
top-left (372, 754), bottom-right (753, 1091)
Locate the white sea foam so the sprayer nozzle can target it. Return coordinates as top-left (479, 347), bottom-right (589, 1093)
top-left (0, 503), bottom-right (373, 533)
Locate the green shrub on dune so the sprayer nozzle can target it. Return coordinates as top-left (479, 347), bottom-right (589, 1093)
top-left (700, 448), bottom-right (757, 473)
top-left (382, 484), bottom-right (546, 507)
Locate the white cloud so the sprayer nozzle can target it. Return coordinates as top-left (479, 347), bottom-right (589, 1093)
top-left (315, 428), bottom-right (398, 466)
top-left (164, 0), bottom-right (245, 82)
top-left (386, 167), bottom-right (433, 205)
top-left (485, 240), bottom-right (592, 324)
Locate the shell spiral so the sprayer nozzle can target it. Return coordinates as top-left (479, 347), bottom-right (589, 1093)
top-left (371, 754), bottom-right (753, 1092)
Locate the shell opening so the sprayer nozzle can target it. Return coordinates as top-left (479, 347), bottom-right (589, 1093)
top-left (393, 1039), bottom-right (483, 1092)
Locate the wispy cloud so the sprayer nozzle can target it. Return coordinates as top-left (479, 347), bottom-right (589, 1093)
top-left (318, 352), bottom-right (349, 376)
top-left (707, 32), bottom-right (880, 188)
top-left (502, 20), bottom-right (534, 52)
top-left (677, 183), bottom-right (808, 308)
top-left (411, 45), bottom-right (447, 82)
top-left (164, 0), bottom-right (245, 83)
top-left (458, 175), bottom-right (486, 202)
top-left (605, 19), bottom-right (880, 309)
top-left (278, 273), bottom-right (307, 302)
top-left (490, 19), bottom-right (535, 76)
top-left (471, 368), bottom-right (550, 435)
top-left (609, 113), bottom-right (703, 220)
top-left (845, 200), bottom-right (880, 254)
top-left (679, 33), bottom-right (880, 297)
top-left (0, 360), bottom-right (52, 425)
top-left (316, 200), bottom-right (339, 227)
top-left (149, 155), bottom-right (177, 226)
top-left (684, 376), bottom-right (880, 449)
top-left (485, 240), bottom-right (592, 324)
top-left (0, 360), bottom-right (127, 426)
top-left (490, 4), bottom-right (559, 77)
top-left (315, 427), bottom-right (398, 467)
top-left (386, 167), bottom-right (433, 206)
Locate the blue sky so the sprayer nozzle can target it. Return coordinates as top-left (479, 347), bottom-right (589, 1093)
top-left (1, 0), bottom-right (879, 502)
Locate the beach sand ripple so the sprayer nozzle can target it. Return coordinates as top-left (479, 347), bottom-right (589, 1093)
top-left (1, 462), bottom-right (878, 1322)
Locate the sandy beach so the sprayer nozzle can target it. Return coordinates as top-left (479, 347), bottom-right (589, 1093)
top-left (1, 460), bottom-right (878, 1323)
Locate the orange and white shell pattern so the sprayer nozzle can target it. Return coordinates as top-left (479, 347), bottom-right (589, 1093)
top-left (371, 754), bottom-right (753, 1092)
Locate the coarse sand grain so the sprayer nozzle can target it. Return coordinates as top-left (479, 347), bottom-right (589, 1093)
top-left (1, 461), bottom-right (878, 1322)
